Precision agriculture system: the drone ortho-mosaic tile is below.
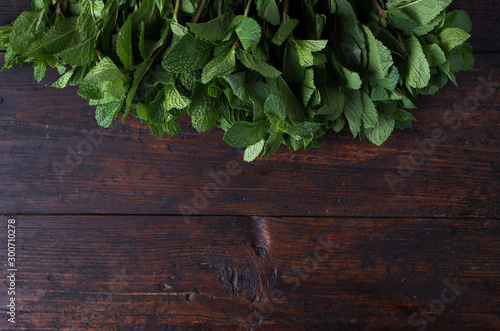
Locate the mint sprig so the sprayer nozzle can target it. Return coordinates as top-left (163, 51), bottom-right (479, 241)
top-left (0, 0), bottom-right (474, 161)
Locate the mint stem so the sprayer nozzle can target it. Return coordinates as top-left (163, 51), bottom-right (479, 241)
top-left (192, 0), bottom-right (207, 23)
top-left (55, 0), bottom-right (61, 15)
top-left (373, 0), bottom-right (385, 18)
top-left (149, 0), bottom-right (181, 63)
top-left (172, 0), bottom-right (181, 22)
top-left (282, 0), bottom-right (289, 24)
top-left (244, 0), bottom-right (253, 17)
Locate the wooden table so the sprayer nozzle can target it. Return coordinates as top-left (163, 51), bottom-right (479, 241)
top-left (1, 1), bottom-right (499, 330)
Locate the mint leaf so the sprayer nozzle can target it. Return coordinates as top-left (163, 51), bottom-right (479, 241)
top-left (449, 44), bottom-right (474, 72)
top-left (256, 0), bottom-right (280, 25)
top-left (149, 119), bottom-right (181, 138)
top-left (84, 57), bottom-right (125, 82)
top-left (319, 85), bottom-right (345, 121)
top-left (116, 14), bottom-right (134, 69)
top-left (283, 42), bottom-right (305, 86)
top-left (264, 94), bottom-right (286, 121)
top-left (234, 16), bottom-right (262, 52)
top-left (162, 34), bottom-right (213, 73)
top-left (10, 10), bottom-right (46, 54)
top-left (224, 121), bottom-right (270, 147)
top-left (405, 35), bottom-right (431, 88)
top-left (272, 18), bottom-right (299, 46)
top-left (439, 28), bottom-right (471, 53)
top-left (344, 89), bottom-right (363, 137)
top-left (33, 61), bottom-right (47, 83)
top-left (361, 90), bottom-right (379, 129)
top-left (187, 11), bottom-right (235, 42)
top-left (201, 46), bottom-right (236, 84)
top-left (244, 139), bottom-right (265, 162)
top-left (387, 0), bottom-right (452, 25)
top-left (442, 10), bottom-right (472, 33)
top-left (364, 112), bottom-right (395, 146)
top-left (236, 48), bottom-right (282, 78)
top-left (96, 101), bottom-right (123, 128)
top-left (57, 13), bottom-right (100, 65)
top-left (164, 85), bottom-right (190, 111)
top-left (361, 24), bottom-right (393, 79)
top-left (423, 44), bottom-right (447, 67)
top-left (293, 39), bottom-right (328, 67)
top-left (191, 105), bottom-right (221, 132)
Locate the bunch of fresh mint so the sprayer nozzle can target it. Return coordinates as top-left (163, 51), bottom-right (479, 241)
top-left (0, 0), bottom-right (474, 161)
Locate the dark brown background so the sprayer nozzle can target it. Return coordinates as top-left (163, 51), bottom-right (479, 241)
top-left (0, 1), bottom-right (499, 330)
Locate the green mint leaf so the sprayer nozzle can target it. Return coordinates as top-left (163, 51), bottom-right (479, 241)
top-left (191, 104), bottom-right (222, 132)
top-left (364, 112), bottom-right (395, 146)
top-left (386, 0), bottom-right (452, 25)
top-left (162, 34), bottom-right (213, 73)
top-left (188, 84), bottom-right (216, 117)
top-left (405, 35), bottom-right (431, 88)
top-left (187, 11), bottom-right (235, 42)
top-left (340, 65), bottom-right (362, 90)
top-left (293, 39), bottom-right (328, 67)
top-left (319, 85), bottom-right (345, 121)
top-left (439, 28), bottom-right (471, 53)
top-left (423, 44), bottom-right (447, 67)
top-left (116, 14), bottom-right (134, 69)
top-left (234, 16), bottom-right (262, 52)
top-left (302, 68), bottom-right (316, 107)
top-left (40, 17), bottom-right (78, 54)
top-left (283, 42), bottom-right (305, 86)
top-left (10, 10), bottom-right (46, 54)
top-left (449, 44), bottom-right (474, 72)
top-left (57, 13), bottom-right (100, 65)
top-left (285, 122), bottom-right (321, 138)
top-left (343, 89), bottom-right (362, 137)
top-left (261, 129), bottom-right (283, 158)
top-left (256, 0), bottom-right (281, 25)
top-left (361, 24), bottom-right (393, 79)
top-left (78, 81), bottom-right (108, 100)
top-left (235, 48), bottom-right (282, 78)
top-left (268, 76), bottom-right (309, 122)
top-left (96, 100), bottom-right (123, 128)
top-left (244, 139), bottom-right (265, 162)
top-left (201, 46), bottom-right (236, 84)
top-left (83, 57), bottom-right (125, 82)
top-left (149, 119), bottom-right (181, 138)
top-left (361, 90), bottom-right (378, 129)
top-left (164, 85), bottom-right (190, 111)
top-left (51, 69), bottom-right (74, 89)
top-left (272, 18), bottom-right (299, 46)
top-left (125, 60), bottom-right (152, 115)
top-left (264, 94), bottom-right (286, 121)
top-left (442, 10), bottom-right (472, 33)
top-left (101, 0), bottom-right (119, 54)
top-left (223, 120), bottom-right (270, 148)
top-left (148, 87), bottom-right (168, 123)
top-left (33, 61), bottom-right (47, 83)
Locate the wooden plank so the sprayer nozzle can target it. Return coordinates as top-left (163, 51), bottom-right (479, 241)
top-left (0, 54), bottom-right (498, 217)
top-left (0, 215), bottom-right (498, 329)
top-left (0, 0), bottom-right (499, 52)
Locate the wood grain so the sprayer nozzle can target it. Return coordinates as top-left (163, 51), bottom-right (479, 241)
top-left (0, 215), bottom-right (498, 330)
top-left (0, 2), bottom-right (498, 330)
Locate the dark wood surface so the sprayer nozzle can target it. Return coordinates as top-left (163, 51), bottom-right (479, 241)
top-left (0, 1), bottom-right (499, 330)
